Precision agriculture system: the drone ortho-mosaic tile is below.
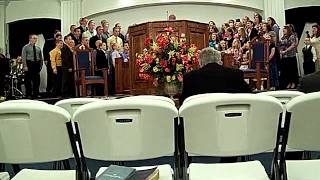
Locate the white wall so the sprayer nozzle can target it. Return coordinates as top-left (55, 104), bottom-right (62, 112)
top-left (89, 3), bottom-right (262, 33)
top-left (82, 0), bottom-right (264, 18)
top-left (6, 0), bottom-right (61, 23)
top-left (285, 0), bottom-right (320, 10)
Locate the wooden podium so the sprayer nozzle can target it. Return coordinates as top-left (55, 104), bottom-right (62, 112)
top-left (124, 20), bottom-right (208, 95)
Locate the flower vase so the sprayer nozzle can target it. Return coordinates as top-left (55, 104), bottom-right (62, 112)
top-left (164, 83), bottom-right (178, 100)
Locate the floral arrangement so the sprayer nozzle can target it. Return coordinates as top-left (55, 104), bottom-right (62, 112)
top-left (136, 27), bottom-right (200, 88)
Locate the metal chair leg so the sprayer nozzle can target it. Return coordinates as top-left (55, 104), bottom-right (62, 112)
top-left (12, 164), bottom-right (21, 175)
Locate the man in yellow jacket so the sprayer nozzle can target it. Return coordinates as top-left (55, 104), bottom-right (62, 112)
top-left (49, 39), bottom-right (63, 96)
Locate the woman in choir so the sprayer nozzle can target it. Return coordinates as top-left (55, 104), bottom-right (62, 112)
top-left (266, 34), bottom-right (280, 90)
top-left (218, 40), bottom-right (228, 52)
top-left (208, 33), bottom-right (219, 49)
top-left (253, 13), bottom-right (262, 30)
top-left (267, 17), bottom-right (280, 44)
top-left (311, 24), bottom-right (320, 72)
top-left (238, 27), bottom-right (248, 48)
top-left (224, 27), bottom-right (234, 49)
top-left (279, 25), bottom-right (299, 89)
top-left (262, 22), bottom-right (276, 38)
top-left (229, 39), bottom-right (243, 68)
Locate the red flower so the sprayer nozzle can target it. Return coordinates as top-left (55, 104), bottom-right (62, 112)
top-left (180, 43), bottom-right (187, 49)
top-left (144, 37), bottom-right (152, 47)
top-left (157, 35), bottom-right (169, 48)
top-left (160, 60), bottom-right (167, 68)
top-left (144, 54), bottom-right (153, 64)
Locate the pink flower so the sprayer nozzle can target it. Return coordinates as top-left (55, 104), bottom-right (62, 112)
top-left (165, 68), bottom-right (171, 73)
top-left (153, 79), bottom-right (159, 86)
top-left (164, 27), bottom-right (174, 33)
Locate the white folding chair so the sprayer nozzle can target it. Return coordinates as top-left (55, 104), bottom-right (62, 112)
top-left (72, 97), bottom-right (178, 179)
top-left (1, 99), bottom-right (47, 105)
top-left (281, 92), bottom-right (320, 180)
top-left (259, 91), bottom-right (305, 153)
top-left (179, 93), bottom-right (283, 180)
top-left (0, 103), bottom-right (75, 180)
top-left (55, 97), bottom-right (105, 116)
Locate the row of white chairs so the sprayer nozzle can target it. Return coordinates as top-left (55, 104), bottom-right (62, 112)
top-left (0, 91), bottom-right (318, 180)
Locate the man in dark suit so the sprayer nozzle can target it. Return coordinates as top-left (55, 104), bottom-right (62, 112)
top-left (43, 30), bottom-right (61, 97)
top-left (179, 47), bottom-right (251, 163)
top-left (89, 26), bottom-right (107, 49)
top-left (61, 35), bottom-right (75, 97)
top-left (298, 71), bottom-right (320, 93)
top-left (180, 47), bottom-right (251, 104)
top-left (0, 53), bottom-right (10, 97)
top-left (246, 20), bottom-right (258, 41)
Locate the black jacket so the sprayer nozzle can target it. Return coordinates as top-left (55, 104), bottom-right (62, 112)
top-left (298, 71), bottom-right (320, 93)
top-left (61, 45), bottom-right (74, 69)
top-left (180, 63), bottom-right (251, 104)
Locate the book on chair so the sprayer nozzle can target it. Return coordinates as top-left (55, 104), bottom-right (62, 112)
top-left (96, 165), bottom-right (159, 180)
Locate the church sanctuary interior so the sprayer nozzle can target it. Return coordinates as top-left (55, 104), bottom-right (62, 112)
top-left (0, 0), bottom-right (320, 180)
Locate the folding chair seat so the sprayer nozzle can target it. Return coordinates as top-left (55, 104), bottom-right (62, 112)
top-left (0, 103), bottom-right (75, 180)
top-left (281, 92), bottom-right (320, 180)
top-left (0, 172), bottom-right (10, 180)
top-left (72, 97), bottom-right (178, 179)
top-left (179, 93), bottom-right (283, 180)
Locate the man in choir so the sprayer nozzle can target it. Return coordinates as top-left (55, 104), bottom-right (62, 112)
top-left (0, 53), bottom-right (9, 97)
top-left (107, 27), bottom-right (123, 51)
top-left (72, 27), bottom-right (82, 45)
top-left (89, 26), bottom-right (107, 49)
top-left (43, 30), bottom-right (61, 96)
top-left (21, 34), bottom-right (43, 98)
top-left (114, 23), bottom-right (125, 45)
top-left (180, 47), bottom-right (251, 104)
top-left (67, 25), bottom-right (77, 38)
top-left (101, 19), bottom-right (111, 39)
top-left (121, 42), bottom-right (129, 63)
top-left (82, 20), bottom-right (97, 40)
top-left (75, 36), bottom-right (91, 51)
top-left (49, 39), bottom-right (64, 97)
top-left (78, 17), bottom-right (88, 34)
top-left (302, 36), bottom-right (317, 75)
top-left (246, 20), bottom-right (258, 41)
top-left (61, 35), bottom-right (75, 97)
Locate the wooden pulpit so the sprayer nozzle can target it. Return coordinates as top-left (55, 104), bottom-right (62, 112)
top-left (127, 20), bottom-right (209, 95)
top-left (115, 57), bottom-right (130, 94)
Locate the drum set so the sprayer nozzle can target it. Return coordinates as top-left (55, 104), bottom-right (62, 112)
top-left (4, 57), bottom-right (25, 99)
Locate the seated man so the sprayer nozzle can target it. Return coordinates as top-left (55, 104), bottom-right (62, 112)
top-left (180, 47), bottom-right (251, 104)
top-left (180, 47), bottom-right (251, 163)
top-left (298, 71), bottom-right (320, 93)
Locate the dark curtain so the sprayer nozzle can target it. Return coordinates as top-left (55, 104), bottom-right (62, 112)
top-left (9, 18), bottom-right (61, 58)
